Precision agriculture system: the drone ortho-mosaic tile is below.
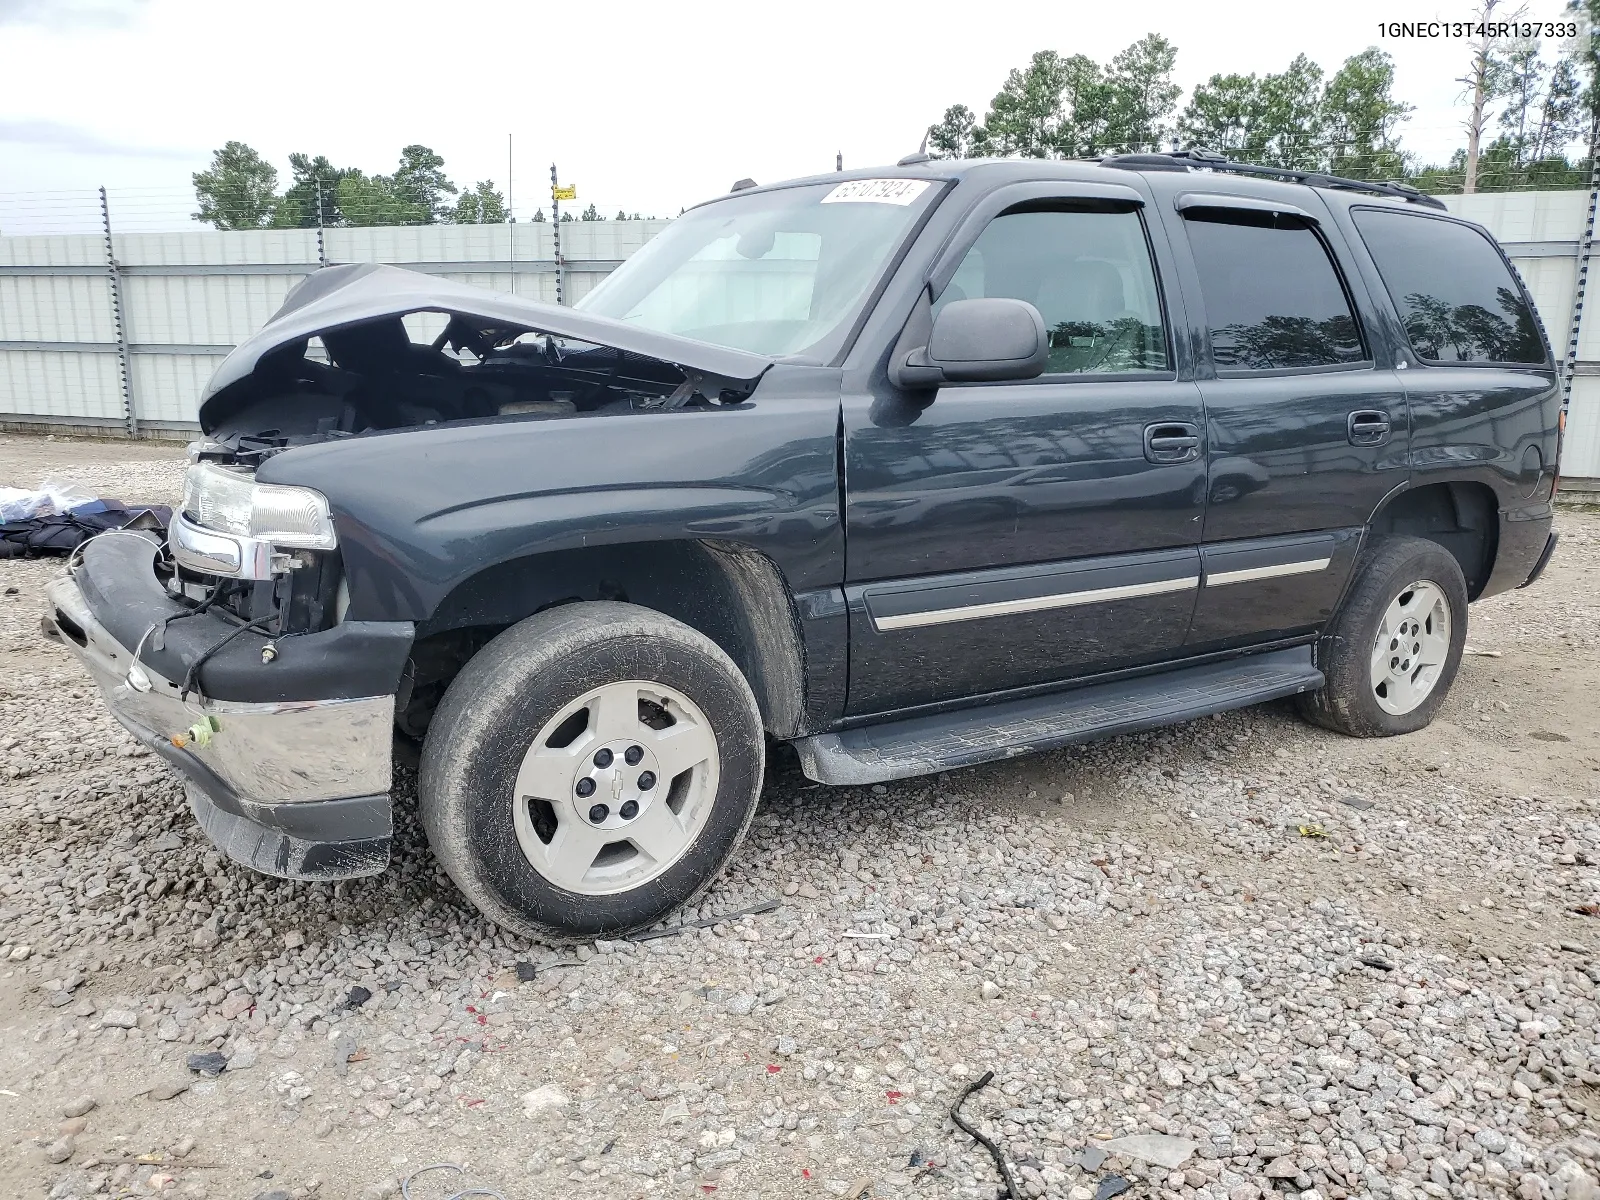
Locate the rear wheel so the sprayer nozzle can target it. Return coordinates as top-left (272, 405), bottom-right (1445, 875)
top-left (419, 601), bottom-right (765, 939)
top-left (1296, 536), bottom-right (1469, 737)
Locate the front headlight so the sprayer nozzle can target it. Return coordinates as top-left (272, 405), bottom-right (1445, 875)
top-left (182, 462), bottom-right (337, 550)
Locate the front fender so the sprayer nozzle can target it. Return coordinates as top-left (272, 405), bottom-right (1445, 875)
top-left (255, 377), bottom-right (843, 623)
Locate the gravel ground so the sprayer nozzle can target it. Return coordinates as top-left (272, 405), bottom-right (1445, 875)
top-left (1, 433), bottom-right (1599, 1200)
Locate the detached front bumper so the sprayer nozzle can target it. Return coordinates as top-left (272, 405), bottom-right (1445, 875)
top-left (43, 531), bottom-right (413, 881)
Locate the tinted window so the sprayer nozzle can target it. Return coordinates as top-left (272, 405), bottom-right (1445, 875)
top-left (1352, 208), bottom-right (1546, 364)
top-left (936, 207), bottom-right (1168, 374)
top-left (1184, 210), bottom-right (1365, 370)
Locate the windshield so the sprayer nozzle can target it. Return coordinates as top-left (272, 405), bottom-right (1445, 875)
top-left (576, 178), bottom-right (942, 359)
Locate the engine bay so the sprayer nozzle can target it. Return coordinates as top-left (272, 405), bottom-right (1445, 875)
top-left (199, 309), bottom-right (754, 463)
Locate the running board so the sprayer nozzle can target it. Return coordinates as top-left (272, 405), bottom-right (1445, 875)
top-left (794, 647), bottom-right (1323, 786)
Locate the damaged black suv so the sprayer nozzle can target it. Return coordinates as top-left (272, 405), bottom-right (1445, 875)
top-left (46, 155), bottom-right (1561, 938)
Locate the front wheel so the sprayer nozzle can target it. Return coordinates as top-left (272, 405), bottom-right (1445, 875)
top-left (419, 602), bottom-right (765, 939)
top-left (1296, 536), bottom-right (1469, 737)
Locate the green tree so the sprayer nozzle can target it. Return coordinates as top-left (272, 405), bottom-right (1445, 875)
top-left (1105, 34), bottom-right (1180, 152)
top-left (1056, 54), bottom-right (1114, 155)
top-left (580, 203), bottom-right (600, 221)
top-left (927, 103), bottom-right (981, 158)
top-left (1258, 55), bottom-right (1326, 169)
top-left (334, 171), bottom-right (414, 227)
top-left (1321, 48), bottom-right (1411, 179)
top-left (453, 181), bottom-right (508, 223)
top-left (1533, 57), bottom-right (1583, 161)
top-left (560, 211), bottom-right (573, 223)
top-left (393, 144), bottom-right (457, 223)
top-left (1569, 0), bottom-right (1600, 130)
top-left (1500, 39), bottom-right (1545, 162)
top-left (1179, 72), bottom-right (1266, 156)
top-left (984, 51), bottom-right (1074, 157)
top-left (272, 153), bottom-right (353, 228)
top-left (192, 141), bottom-right (279, 230)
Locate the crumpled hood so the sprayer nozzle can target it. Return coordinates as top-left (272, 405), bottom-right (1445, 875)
top-left (198, 263), bottom-right (774, 429)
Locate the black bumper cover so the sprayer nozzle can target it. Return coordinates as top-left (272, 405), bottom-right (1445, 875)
top-left (1518, 530), bottom-right (1558, 589)
top-left (54, 532), bottom-right (412, 881)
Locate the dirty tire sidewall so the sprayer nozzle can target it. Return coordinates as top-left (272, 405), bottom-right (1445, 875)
top-left (419, 601), bottom-right (764, 940)
top-left (1297, 535), bottom-right (1470, 738)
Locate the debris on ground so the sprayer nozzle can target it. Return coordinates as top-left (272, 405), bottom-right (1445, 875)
top-left (950, 1070), bottom-right (1020, 1200)
top-left (1097, 1132), bottom-right (1198, 1170)
top-left (185, 1051), bottom-right (228, 1076)
top-left (397, 1162), bottom-right (506, 1200)
top-left (1093, 1176), bottom-right (1132, 1199)
top-left (626, 896), bottom-right (781, 942)
top-left (1074, 1145), bottom-right (1107, 1171)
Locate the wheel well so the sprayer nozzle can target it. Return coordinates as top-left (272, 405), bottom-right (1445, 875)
top-left (397, 540), bottom-right (806, 741)
top-left (1369, 481), bottom-right (1499, 598)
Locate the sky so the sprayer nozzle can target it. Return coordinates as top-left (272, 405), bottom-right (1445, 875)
top-left (0, 0), bottom-right (1585, 235)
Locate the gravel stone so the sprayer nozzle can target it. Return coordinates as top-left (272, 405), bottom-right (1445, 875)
top-left (3, 436), bottom-right (1600, 1200)
top-left (59, 1095), bottom-right (95, 1118)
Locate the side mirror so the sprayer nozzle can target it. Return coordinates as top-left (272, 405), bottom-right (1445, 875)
top-left (891, 297), bottom-right (1048, 388)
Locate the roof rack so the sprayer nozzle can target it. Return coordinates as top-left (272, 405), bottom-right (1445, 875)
top-left (1101, 148), bottom-right (1448, 212)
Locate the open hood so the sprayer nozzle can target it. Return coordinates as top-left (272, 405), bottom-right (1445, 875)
top-left (198, 263), bottom-right (774, 431)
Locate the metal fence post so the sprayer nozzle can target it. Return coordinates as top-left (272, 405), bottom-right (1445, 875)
top-left (315, 178), bottom-right (327, 268)
top-left (99, 186), bottom-right (138, 438)
top-left (1562, 111), bottom-right (1600, 419)
top-left (551, 163), bottom-right (565, 305)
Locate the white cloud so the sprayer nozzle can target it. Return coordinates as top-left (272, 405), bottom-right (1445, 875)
top-left (0, 117), bottom-right (193, 159)
top-left (0, 0), bottom-right (148, 27)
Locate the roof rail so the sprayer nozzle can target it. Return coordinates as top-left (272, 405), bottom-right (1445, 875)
top-left (1101, 148), bottom-right (1449, 212)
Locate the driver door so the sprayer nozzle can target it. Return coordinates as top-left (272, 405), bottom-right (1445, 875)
top-left (842, 190), bottom-right (1208, 714)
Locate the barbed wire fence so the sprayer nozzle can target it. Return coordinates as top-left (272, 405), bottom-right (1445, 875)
top-left (0, 185), bottom-right (668, 239)
top-left (2, 118), bottom-right (1589, 237)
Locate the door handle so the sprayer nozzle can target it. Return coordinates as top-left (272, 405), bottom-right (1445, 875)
top-left (1347, 410), bottom-right (1391, 446)
top-left (1144, 422), bottom-right (1201, 464)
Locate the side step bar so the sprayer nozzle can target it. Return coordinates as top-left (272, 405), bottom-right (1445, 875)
top-left (794, 647), bottom-right (1323, 786)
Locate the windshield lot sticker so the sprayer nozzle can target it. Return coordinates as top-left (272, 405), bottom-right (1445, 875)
top-left (820, 179), bottom-right (930, 205)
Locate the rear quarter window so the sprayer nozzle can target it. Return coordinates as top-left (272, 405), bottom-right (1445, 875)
top-left (1351, 208), bottom-right (1547, 365)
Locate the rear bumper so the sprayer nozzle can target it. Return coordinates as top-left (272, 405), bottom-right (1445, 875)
top-left (43, 531), bottom-right (409, 880)
top-left (1517, 530), bottom-right (1558, 589)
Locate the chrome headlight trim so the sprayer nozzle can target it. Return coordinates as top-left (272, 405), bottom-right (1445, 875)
top-left (181, 463), bottom-right (337, 555)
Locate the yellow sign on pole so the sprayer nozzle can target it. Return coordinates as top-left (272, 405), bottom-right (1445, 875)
top-left (552, 185), bottom-right (577, 201)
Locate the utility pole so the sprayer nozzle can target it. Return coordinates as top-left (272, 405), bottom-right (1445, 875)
top-left (551, 162), bottom-right (565, 305)
top-left (99, 187), bottom-right (138, 438)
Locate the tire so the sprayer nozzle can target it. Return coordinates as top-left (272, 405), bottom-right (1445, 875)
top-left (419, 601), bottom-right (765, 939)
top-left (1296, 535), bottom-right (1469, 737)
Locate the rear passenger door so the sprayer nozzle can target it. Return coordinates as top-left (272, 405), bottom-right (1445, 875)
top-left (1159, 194), bottom-right (1409, 651)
